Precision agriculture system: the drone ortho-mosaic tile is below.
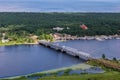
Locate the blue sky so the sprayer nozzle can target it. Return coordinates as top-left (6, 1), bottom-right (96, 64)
top-left (0, 0), bottom-right (120, 12)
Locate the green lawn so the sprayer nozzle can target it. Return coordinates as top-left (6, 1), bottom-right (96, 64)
top-left (1, 61), bottom-right (120, 80)
top-left (39, 71), bottom-right (120, 80)
top-left (0, 76), bottom-right (29, 80)
top-left (1, 71), bottom-right (120, 80)
top-left (0, 41), bottom-right (24, 46)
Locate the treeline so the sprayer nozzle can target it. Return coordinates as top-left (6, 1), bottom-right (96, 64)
top-left (0, 12), bottom-right (120, 36)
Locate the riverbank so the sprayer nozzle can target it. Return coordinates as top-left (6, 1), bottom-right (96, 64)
top-left (33, 63), bottom-right (92, 74)
top-left (54, 34), bottom-right (120, 41)
top-left (1, 71), bottom-right (119, 80)
top-left (39, 71), bottom-right (120, 80)
top-left (1, 64), bottom-right (119, 80)
top-left (12, 59), bottom-right (120, 80)
top-left (1, 34), bottom-right (120, 46)
top-left (0, 42), bottom-right (38, 47)
top-left (0, 63), bottom-right (92, 79)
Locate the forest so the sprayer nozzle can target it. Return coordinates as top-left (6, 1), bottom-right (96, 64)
top-left (0, 12), bottom-right (120, 44)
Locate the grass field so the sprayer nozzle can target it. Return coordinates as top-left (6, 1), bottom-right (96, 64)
top-left (39, 71), bottom-right (120, 80)
top-left (1, 71), bottom-right (119, 80)
top-left (0, 42), bottom-right (36, 46)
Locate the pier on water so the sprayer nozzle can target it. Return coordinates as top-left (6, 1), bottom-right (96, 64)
top-left (39, 40), bottom-right (92, 61)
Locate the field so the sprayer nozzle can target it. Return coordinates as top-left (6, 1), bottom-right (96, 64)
top-left (39, 71), bottom-right (120, 80)
top-left (1, 71), bottom-right (120, 80)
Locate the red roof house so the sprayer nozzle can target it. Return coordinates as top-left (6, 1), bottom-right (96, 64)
top-left (80, 24), bottom-right (88, 30)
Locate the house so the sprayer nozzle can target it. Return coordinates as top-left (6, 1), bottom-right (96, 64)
top-left (29, 35), bottom-right (38, 43)
top-left (80, 24), bottom-right (88, 30)
top-left (53, 27), bottom-right (64, 31)
top-left (53, 33), bottom-right (63, 40)
top-left (2, 39), bottom-right (9, 43)
top-left (1, 32), bottom-right (9, 43)
top-left (67, 27), bottom-right (70, 30)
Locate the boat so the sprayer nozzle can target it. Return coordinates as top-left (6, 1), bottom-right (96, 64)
top-left (116, 38), bottom-right (120, 40)
top-left (95, 37), bottom-right (104, 41)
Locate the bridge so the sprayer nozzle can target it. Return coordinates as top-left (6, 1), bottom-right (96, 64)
top-left (39, 40), bottom-right (92, 61)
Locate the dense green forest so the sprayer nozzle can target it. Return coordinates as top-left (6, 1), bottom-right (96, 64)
top-left (0, 12), bottom-right (120, 42)
top-left (0, 12), bottom-right (120, 36)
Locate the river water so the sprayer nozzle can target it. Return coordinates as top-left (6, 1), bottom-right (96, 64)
top-left (0, 39), bottom-right (119, 78)
top-left (57, 39), bottom-right (120, 59)
top-left (0, 44), bottom-right (82, 78)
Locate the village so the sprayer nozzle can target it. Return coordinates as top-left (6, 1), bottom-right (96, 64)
top-left (0, 24), bottom-right (120, 44)
top-left (52, 24), bottom-right (120, 41)
top-left (53, 33), bottom-right (120, 41)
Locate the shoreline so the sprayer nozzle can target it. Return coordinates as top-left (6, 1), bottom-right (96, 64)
top-left (0, 37), bottom-right (120, 47)
top-left (0, 63), bottom-right (92, 79)
top-left (0, 42), bottom-right (38, 47)
top-left (54, 34), bottom-right (120, 41)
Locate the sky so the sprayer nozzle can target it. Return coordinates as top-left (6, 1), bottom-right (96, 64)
top-left (0, 0), bottom-right (120, 12)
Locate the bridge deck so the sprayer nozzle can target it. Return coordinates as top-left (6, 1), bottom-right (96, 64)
top-left (39, 40), bottom-right (92, 60)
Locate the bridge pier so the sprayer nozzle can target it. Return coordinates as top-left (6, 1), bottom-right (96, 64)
top-left (61, 49), bottom-right (66, 53)
top-left (75, 55), bottom-right (79, 59)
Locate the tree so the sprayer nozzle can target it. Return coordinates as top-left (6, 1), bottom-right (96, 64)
top-left (113, 57), bottom-right (118, 63)
top-left (102, 54), bottom-right (106, 59)
top-left (113, 57), bottom-right (117, 61)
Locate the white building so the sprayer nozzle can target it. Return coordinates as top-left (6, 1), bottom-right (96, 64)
top-left (1, 32), bottom-right (9, 43)
top-left (67, 27), bottom-right (70, 30)
top-left (2, 39), bottom-right (9, 43)
top-left (53, 27), bottom-right (64, 31)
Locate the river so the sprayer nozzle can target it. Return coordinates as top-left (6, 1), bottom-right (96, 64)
top-left (0, 44), bottom-right (82, 78)
top-left (0, 39), bottom-right (119, 78)
top-left (57, 39), bottom-right (120, 59)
